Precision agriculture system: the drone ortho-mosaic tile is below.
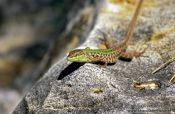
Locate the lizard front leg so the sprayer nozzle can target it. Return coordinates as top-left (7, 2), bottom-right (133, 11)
top-left (98, 30), bottom-right (123, 50)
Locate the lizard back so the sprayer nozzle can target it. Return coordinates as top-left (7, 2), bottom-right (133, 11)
top-left (85, 49), bottom-right (121, 63)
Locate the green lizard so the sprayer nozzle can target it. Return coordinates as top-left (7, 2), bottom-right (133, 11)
top-left (67, 0), bottom-right (144, 65)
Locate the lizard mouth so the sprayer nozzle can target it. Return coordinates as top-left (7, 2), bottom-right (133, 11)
top-left (67, 57), bottom-right (78, 62)
top-left (67, 57), bottom-right (72, 61)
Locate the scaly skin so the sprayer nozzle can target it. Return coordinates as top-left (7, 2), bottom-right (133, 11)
top-left (67, 47), bottom-right (121, 63)
top-left (67, 0), bottom-right (144, 64)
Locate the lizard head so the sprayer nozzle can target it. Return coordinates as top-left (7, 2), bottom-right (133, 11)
top-left (67, 49), bottom-right (91, 62)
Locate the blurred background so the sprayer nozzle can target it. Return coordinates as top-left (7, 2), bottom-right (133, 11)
top-left (0, 0), bottom-right (98, 113)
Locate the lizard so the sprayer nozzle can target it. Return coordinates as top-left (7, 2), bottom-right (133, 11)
top-left (67, 0), bottom-right (144, 65)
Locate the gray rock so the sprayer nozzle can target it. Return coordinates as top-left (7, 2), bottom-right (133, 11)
top-left (13, 0), bottom-right (175, 113)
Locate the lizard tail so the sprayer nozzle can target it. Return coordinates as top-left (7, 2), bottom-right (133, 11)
top-left (119, 0), bottom-right (144, 48)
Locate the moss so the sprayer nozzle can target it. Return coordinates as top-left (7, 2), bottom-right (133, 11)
top-left (150, 28), bottom-right (175, 41)
top-left (91, 88), bottom-right (103, 94)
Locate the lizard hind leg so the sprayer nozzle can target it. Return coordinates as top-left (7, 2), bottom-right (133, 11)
top-left (119, 49), bottom-right (145, 60)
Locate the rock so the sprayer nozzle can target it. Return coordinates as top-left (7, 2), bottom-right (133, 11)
top-left (13, 0), bottom-right (175, 113)
top-left (0, 89), bottom-right (21, 114)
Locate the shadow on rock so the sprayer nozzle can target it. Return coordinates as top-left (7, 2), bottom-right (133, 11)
top-left (58, 62), bottom-right (84, 80)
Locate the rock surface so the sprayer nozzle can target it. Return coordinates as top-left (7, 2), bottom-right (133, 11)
top-left (13, 0), bottom-right (175, 113)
